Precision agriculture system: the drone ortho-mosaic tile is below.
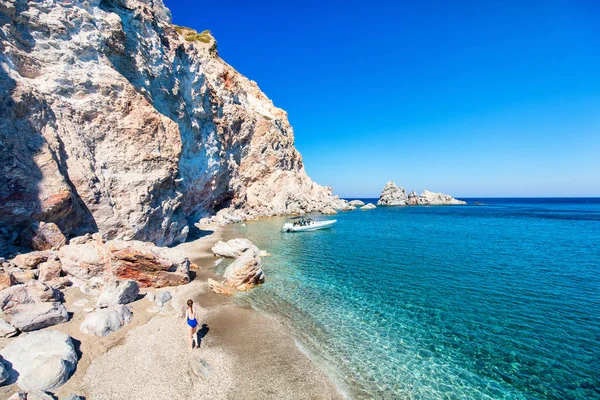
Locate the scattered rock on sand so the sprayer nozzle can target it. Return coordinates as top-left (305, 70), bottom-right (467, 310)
top-left (153, 291), bottom-right (172, 307)
top-left (349, 200), bottom-right (365, 207)
top-left (0, 318), bottom-right (18, 337)
top-left (0, 281), bottom-right (59, 312)
top-left (8, 302), bottom-right (69, 332)
top-left (190, 358), bottom-right (212, 380)
top-left (208, 278), bottom-right (235, 296)
top-left (0, 272), bottom-right (16, 290)
top-left (1, 330), bottom-right (78, 391)
top-left (20, 222), bottom-right (67, 251)
top-left (96, 279), bottom-right (139, 307)
top-left (12, 251), bottom-right (51, 269)
top-left (9, 391), bottom-right (54, 400)
top-left (361, 203), bottom-right (376, 210)
top-left (73, 298), bottom-right (89, 307)
top-left (38, 260), bottom-right (62, 282)
top-left (222, 249), bottom-right (264, 291)
top-left (80, 304), bottom-right (133, 337)
top-left (64, 395), bottom-right (85, 400)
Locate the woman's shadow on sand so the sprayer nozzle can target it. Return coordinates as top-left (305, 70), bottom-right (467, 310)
top-left (195, 324), bottom-right (209, 348)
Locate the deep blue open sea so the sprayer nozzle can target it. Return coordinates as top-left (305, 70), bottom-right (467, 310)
top-left (232, 198), bottom-right (600, 399)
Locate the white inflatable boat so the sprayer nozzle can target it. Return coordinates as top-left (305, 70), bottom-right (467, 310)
top-left (281, 219), bottom-right (337, 232)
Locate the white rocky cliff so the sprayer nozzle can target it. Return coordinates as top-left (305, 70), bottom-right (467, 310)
top-left (0, 0), bottom-right (345, 251)
top-left (378, 181), bottom-right (466, 206)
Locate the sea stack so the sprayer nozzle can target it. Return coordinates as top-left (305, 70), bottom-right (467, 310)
top-left (377, 181), bottom-right (465, 206)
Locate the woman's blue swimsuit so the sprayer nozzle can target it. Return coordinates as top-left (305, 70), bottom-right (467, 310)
top-left (187, 317), bottom-right (197, 328)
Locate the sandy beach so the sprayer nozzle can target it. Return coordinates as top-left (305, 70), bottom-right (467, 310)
top-left (0, 225), bottom-right (341, 399)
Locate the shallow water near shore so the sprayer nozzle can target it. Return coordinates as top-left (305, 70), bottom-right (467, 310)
top-left (233, 198), bottom-right (600, 399)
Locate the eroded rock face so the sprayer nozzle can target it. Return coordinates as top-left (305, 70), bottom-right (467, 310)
top-left (0, 330), bottom-right (78, 391)
top-left (377, 181), bottom-right (465, 206)
top-left (19, 222), bottom-right (66, 251)
top-left (0, 0), bottom-right (344, 250)
top-left (222, 249), bottom-right (264, 291)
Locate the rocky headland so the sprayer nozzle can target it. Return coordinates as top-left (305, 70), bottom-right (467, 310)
top-left (378, 181), bottom-right (466, 206)
top-left (0, 0), bottom-right (352, 255)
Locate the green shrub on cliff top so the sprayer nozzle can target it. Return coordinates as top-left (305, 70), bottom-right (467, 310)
top-left (174, 25), bottom-right (213, 44)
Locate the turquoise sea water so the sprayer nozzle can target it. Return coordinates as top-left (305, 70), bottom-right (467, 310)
top-left (232, 199), bottom-right (600, 399)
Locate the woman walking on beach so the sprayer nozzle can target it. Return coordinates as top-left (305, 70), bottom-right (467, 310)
top-left (186, 299), bottom-right (199, 349)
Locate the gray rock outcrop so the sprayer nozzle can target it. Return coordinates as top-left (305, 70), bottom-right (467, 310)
top-left (377, 181), bottom-right (465, 206)
top-left (0, 330), bottom-right (78, 391)
top-left (361, 203), bottom-right (377, 210)
top-left (0, 0), bottom-right (345, 252)
top-left (96, 280), bottom-right (139, 307)
top-left (349, 200), bottom-right (365, 207)
top-left (80, 305), bottom-right (133, 337)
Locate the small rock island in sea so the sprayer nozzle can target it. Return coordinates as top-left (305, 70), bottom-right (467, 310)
top-left (378, 181), bottom-right (466, 206)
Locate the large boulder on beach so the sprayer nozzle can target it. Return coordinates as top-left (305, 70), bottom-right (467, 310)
top-left (96, 279), bottom-right (139, 307)
top-left (8, 302), bottom-right (69, 332)
top-left (223, 249), bottom-right (264, 291)
top-left (0, 281), bottom-right (59, 312)
top-left (20, 222), bottom-right (67, 251)
top-left (0, 319), bottom-right (18, 337)
top-left (212, 238), bottom-right (258, 258)
top-left (0, 330), bottom-right (78, 391)
top-left (107, 240), bottom-right (190, 288)
top-left (58, 239), bottom-right (108, 280)
top-left (80, 305), bottom-right (133, 337)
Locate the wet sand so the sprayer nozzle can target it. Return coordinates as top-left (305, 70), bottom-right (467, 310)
top-left (0, 224), bottom-right (342, 399)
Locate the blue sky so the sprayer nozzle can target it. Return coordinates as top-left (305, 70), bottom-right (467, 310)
top-left (165, 0), bottom-right (600, 197)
